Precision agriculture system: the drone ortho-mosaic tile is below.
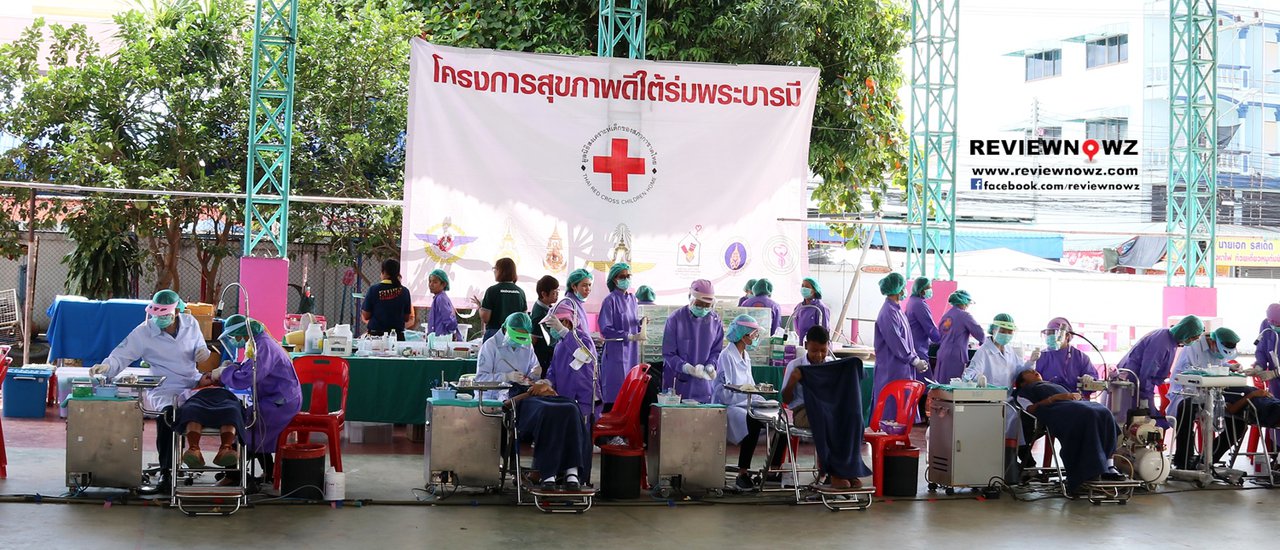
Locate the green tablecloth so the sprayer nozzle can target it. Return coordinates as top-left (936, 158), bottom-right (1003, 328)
top-left (751, 364), bottom-right (875, 423)
top-left (295, 355), bottom-right (476, 424)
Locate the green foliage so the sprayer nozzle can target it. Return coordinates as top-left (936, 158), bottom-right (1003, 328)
top-left (63, 198), bottom-right (143, 299)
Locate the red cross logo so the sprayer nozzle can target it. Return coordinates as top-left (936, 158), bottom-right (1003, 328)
top-left (592, 138), bottom-right (646, 192)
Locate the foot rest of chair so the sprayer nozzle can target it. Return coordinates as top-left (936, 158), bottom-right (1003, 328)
top-left (172, 486), bottom-right (247, 516)
top-left (526, 487), bottom-right (595, 513)
top-left (1079, 480), bottom-right (1139, 505)
top-left (807, 484), bottom-right (874, 511)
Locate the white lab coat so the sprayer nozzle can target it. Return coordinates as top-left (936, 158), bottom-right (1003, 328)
top-left (965, 338), bottom-right (1033, 442)
top-left (475, 332), bottom-right (541, 400)
top-left (101, 314), bottom-right (209, 411)
top-left (713, 345), bottom-right (761, 444)
top-left (1166, 336), bottom-right (1220, 413)
top-left (782, 356), bottom-right (809, 409)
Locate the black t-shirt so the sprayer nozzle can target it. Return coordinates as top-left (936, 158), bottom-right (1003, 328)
top-left (363, 281), bottom-right (412, 334)
top-left (481, 282), bottom-right (527, 330)
top-left (530, 300), bottom-right (554, 369)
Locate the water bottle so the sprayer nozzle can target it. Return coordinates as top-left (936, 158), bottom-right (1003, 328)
top-left (1212, 392), bottom-right (1226, 432)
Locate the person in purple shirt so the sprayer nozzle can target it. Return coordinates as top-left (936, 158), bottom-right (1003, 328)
top-left (791, 277), bottom-right (830, 345)
top-left (1254, 304), bottom-right (1280, 397)
top-left (1035, 317), bottom-right (1098, 394)
top-left (427, 269), bottom-right (461, 340)
top-left (742, 279), bottom-right (782, 336)
top-left (547, 300), bottom-right (602, 420)
top-left (936, 290), bottom-right (984, 383)
top-left (597, 262), bottom-right (643, 408)
top-left (661, 279), bottom-right (723, 402)
top-left (738, 279), bottom-right (757, 307)
top-left (214, 314), bottom-right (302, 485)
top-left (1109, 315), bottom-right (1204, 423)
top-left (873, 273), bottom-right (928, 420)
top-left (905, 277), bottom-right (940, 374)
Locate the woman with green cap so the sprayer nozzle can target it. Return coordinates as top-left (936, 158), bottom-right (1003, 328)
top-left (905, 278), bottom-right (940, 376)
top-left (427, 269), bottom-right (461, 340)
top-left (790, 277), bottom-right (829, 344)
top-left (964, 313), bottom-right (1036, 388)
top-left (1168, 326), bottom-right (1241, 469)
top-left (564, 268), bottom-right (594, 329)
top-left (742, 278), bottom-right (781, 336)
top-left (936, 290), bottom-right (985, 383)
top-left (598, 263), bottom-right (643, 409)
top-left (873, 273), bottom-right (929, 419)
top-left (1109, 314), bottom-right (1204, 423)
top-left (738, 279), bottom-right (758, 307)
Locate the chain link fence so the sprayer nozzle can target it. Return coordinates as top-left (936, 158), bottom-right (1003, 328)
top-left (5, 232), bottom-right (387, 335)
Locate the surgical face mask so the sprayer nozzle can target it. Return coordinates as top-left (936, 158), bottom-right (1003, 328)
top-left (1044, 333), bottom-right (1060, 350)
top-left (574, 291), bottom-right (588, 301)
top-left (993, 332), bottom-right (1014, 346)
top-left (690, 305), bottom-right (711, 318)
top-left (616, 279), bottom-right (632, 291)
top-left (1272, 324), bottom-right (1280, 335)
top-left (924, 289), bottom-right (933, 299)
top-left (800, 287), bottom-right (814, 299)
top-left (153, 315), bottom-right (175, 330)
top-left (222, 336), bottom-right (247, 350)
top-left (745, 333), bottom-right (760, 351)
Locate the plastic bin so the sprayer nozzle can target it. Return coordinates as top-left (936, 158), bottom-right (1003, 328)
top-left (882, 445), bottom-right (920, 497)
top-left (600, 446), bottom-right (644, 499)
top-left (280, 443), bottom-right (327, 500)
top-left (4, 367), bottom-right (53, 418)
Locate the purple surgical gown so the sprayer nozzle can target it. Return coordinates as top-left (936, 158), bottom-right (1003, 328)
top-left (661, 306), bottom-right (724, 403)
top-left (429, 292), bottom-right (461, 340)
top-left (905, 296), bottom-right (939, 381)
top-left (1256, 321), bottom-right (1280, 397)
top-left (1114, 328), bottom-right (1177, 411)
top-left (547, 327), bottom-right (603, 419)
top-left (598, 289), bottom-right (640, 405)
top-left (219, 332), bottom-right (302, 454)
top-left (1035, 347), bottom-right (1098, 395)
top-left (872, 298), bottom-right (918, 416)
top-left (565, 294), bottom-right (589, 327)
top-left (936, 306), bottom-right (985, 383)
top-left (741, 295), bottom-right (781, 335)
top-left (791, 299), bottom-right (830, 343)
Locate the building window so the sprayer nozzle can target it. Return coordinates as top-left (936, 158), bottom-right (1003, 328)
top-left (1024, 49), bottom-right (1062, 81)
top-left (1086, 35), bottom-right (1128, 68)
top-left (1086, 119), bottom-right (1128, 140)
top-left (1025, 126), bottom-right (1063, 140)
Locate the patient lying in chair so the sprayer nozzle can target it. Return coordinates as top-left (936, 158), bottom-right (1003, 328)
top-left (1014, 369), bottom-right (1125, 494)
top-left (175, 372), bottom-right (246, 470)
top-left (1219, 386), bottom-right (1280, 454)
top-left (506, 380), bottom-right (592, 492)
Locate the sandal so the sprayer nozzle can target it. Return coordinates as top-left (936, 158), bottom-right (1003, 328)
top-left (182, 448), bottom-right (206, 469)
top-left (213, 445), bottom-right (240, 468)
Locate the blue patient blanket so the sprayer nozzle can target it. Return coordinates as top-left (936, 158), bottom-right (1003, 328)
top-left (515, 394), bottom-right (593, 481)
top-left (1017, 381), bottom-right (1118, 491)
top-left (799, 357), bottom-right (871, 479)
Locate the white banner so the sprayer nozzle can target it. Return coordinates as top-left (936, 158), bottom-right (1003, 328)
top-left (402, 40), bottom-right (819, 310)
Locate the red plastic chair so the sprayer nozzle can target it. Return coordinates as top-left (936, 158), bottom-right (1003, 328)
top-left (595, 364), bottom-right (651, 489)
top-left (274, 356), bottom-right (349, 488)
top-left (863, 379), bottom-right (926, 496)
top-left (594, 364), bottom-right (650, 446)
top-left (0, 357), bottom-right (10, 478)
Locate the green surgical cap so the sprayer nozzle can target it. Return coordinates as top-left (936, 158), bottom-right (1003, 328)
top-left (566, 268), bottom-right (593, 290)
top-left (504, 312), bottom-right (533, 333)
top-left (912, 277), bottom-right (931, 297)
top-left (989, 313), bottom-right (1016, 334)
top-left (430, 269), bottom-right (450, 291)
top-left (744, 279), bottom-right (758, 293)
top-left (948, 290), bottom-right (973, 306)
top-left (636, 285), bottom-right (656, 303)
top-left (1170, 315), bottom-right (1205, 342)
top-left (752, 278), bottom-right (773, 297)
top-left (1213, 327), bottom-right (1240, 348)
top-left (802, 277), bottom-right (822, 298)
top-left (879, 273), bottom-right (905, 296)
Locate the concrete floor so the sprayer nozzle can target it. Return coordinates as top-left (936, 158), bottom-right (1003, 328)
top-left (3, 412), bottom-right (1278, 548)
top-left (0, 488), bottom-right (1272, 549)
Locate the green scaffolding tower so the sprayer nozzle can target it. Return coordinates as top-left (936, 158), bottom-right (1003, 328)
top-left (1166, 0), bottom-right (1217, 287)
top-left (598, 0), bottom-right (646, 59)
top-left (907, 0), bottom-right (959, 280)
top-left (243, 0), bottom-right (299, 257)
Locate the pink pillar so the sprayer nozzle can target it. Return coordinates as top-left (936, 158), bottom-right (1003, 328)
top-left (926, 280), bottom-right (958, 325)
top-left (240, 257), bottom-right (290, 338)
top-left (1162, 286), bottom-right (1217, 325)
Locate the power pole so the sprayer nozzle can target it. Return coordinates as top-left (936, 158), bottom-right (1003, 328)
top-left (907, 0), bottom-right (959, 281)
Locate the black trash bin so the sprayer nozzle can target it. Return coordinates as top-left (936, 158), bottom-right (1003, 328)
top-left (280, 443), bottom-right (327, 500)
top-left (600, 446), bottom-right (644, 499)
top-left (882, 445), bottom-right (920, 497)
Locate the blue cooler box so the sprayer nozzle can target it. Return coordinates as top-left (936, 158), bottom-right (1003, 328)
top-left (4, 367), bottom-right (53, 418)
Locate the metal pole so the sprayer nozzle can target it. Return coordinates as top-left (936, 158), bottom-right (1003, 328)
top-left (22, 193), bottom-right (35, 365)
top-left (832, 226), bottom-right (874, 344)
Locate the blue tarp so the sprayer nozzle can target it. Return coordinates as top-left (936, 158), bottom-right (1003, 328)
top-left (808, 225), bottom-right (1064, 260)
